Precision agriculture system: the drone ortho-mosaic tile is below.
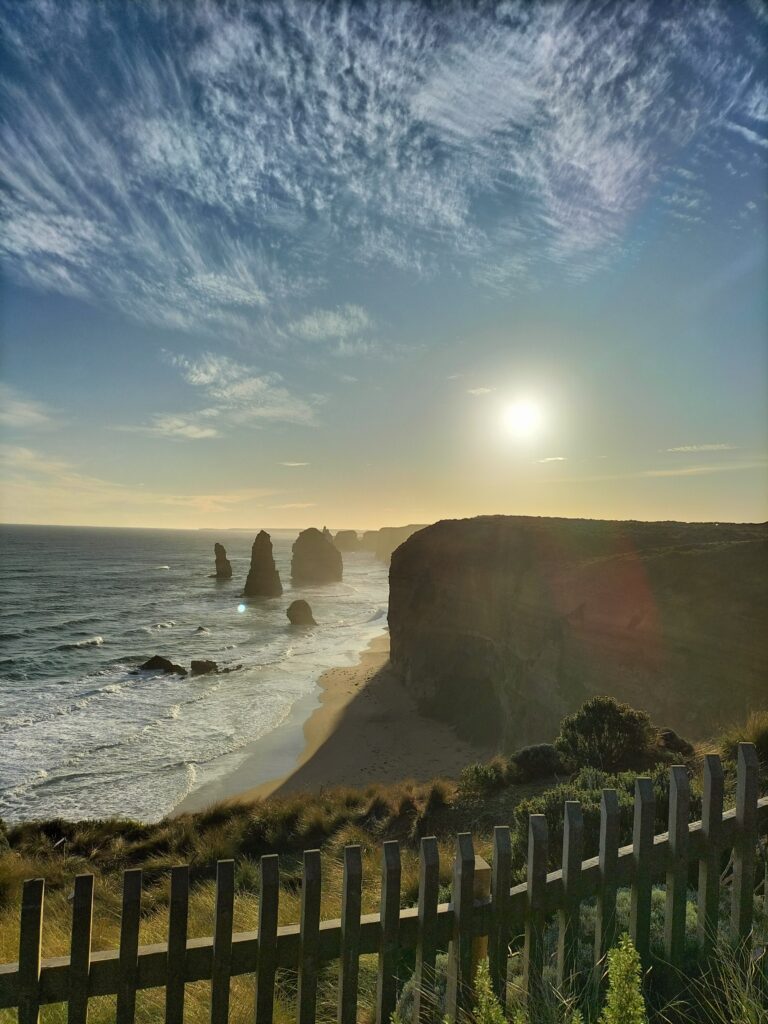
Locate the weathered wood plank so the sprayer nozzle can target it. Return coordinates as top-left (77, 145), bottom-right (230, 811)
top-left (445, 834), bottom-right (475, 1021)
top-left (629, 778), bottom-right (655, 965)
top-left (18, 877), bottom-right (44, 1024)
top-left (593, 789), bottom-right (619, 981)
top-left (297, 849), bottom-right (322, 1024)
top-left (731, 743), bottom-right (759, 944)
top-left (557, 801), bottom-right (583, 991)
top-left (165, 865), bottom-right (189, 1024)
top-left (697, 755), bottom-right (723, 955)
top-left (664, 766), bottom-right (690, 969)
top-left (68, 874), bottom-right (93, 1024)
top-left (255, 855), bottom-right (280, 1024)
top-left (376, 840), bottom-right (401, 1024)
top-left (337, 846), bottom-right (362, 1024)
top-left (413, 836), bottom-right (439, 1024)
top-left (489, 826), bottom-right (511, 1004)
top-left (522, 815), bottom-right (548, 1009)
top-left (116, 869), bottom-right (142, 1024)
top-left (210, 859), bottom-right (235, 1024)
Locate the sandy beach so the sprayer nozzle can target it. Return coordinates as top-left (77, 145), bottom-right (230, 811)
top-left (175, 633), bottom-right (491, 813)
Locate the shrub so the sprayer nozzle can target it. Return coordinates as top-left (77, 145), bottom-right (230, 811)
top-left (716, 710), bottom-right (768, 768)
top-left (554, 697), bottom-right (658, 772)
top-left (598, 934), bottom-right (647, 1024)
top-left (472, 959), bottom-right (506, 1024)
top-left (509, 743), bottom-right (563, 781)
top-left (459, 760), bottom-right (506, 795)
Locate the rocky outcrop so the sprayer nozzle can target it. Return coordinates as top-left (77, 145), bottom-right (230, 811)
top-left (291, 528), bottom-right (343, 584)
top-left (361, 530), bottom-right (379, 552)
top-left (334, 530), bottom-right (360, 552)
top-left (389, 515), bottom-right (768, 749)
top-left (359, 526), bottom-right (428, 562)
top-left (244, 531), bottom-right (283, 598)
top-left (213, 542), bottom-right (232, 579)
top-left (139, 655), bottom-right (187, 676)
top-left (287, 599), bottom-right (317, 625)
top-left (191, 659), bottom-right (218, 676)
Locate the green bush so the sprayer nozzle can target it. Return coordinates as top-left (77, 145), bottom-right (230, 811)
top-left (459, 759), bottom-right (506, 795)
top-left (554, 697), bottom-right (658, 772)
top-left (509, 743), bottom-right (563, 781)
top-left (598, 934), bottom-right (647, 1024)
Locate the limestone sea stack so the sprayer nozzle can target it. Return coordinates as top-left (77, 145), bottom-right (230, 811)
top-left (243, 531), bottom-right (283, 597)
top-left (334, 530), bottom-right (360, 552)
top-left (287, 599), bottom-right (317, 625)
top-left (291, 527), bottom-right (343, 584)
top-left (213, 542), bottom-right (232, 579)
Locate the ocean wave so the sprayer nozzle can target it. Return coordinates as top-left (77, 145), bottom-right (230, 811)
top-left (156, 565), bottom-right (170, 570)
top-left (56, 635), bottom-right (104, 650)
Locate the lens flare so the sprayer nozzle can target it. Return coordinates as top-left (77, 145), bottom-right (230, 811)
top-left (502, 398), bottom-right (543, 439)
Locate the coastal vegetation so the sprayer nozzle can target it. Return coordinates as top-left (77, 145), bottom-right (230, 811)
top-left (0, 702), bottom-right (765, 1023)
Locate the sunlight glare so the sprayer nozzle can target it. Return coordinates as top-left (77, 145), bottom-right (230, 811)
top-left (501, 398), bottom-right (544, 439)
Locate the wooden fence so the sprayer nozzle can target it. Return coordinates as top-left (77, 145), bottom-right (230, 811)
top-left (1, 743), bottom-right (766, 1023)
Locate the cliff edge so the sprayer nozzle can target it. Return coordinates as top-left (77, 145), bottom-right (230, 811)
top-left (388, 515), bottom-right (768, 748)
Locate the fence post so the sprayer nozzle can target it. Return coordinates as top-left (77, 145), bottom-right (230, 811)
top-left (522, 814), bottom-right (548, 1009)
top-left (18, 878), bottom-right (44, 1024)
top-left (731, 743), bottom-right (759, 946)
top-left (297, 850), bottom-right (322, 1024)
top-left (413, 836), bottom-right (439, 1024)
top-left (489, 826), bottom-right (512, 1004)
top-left (116, 869), bottom-right (142, 1024)
top-left (445, 833), bottom-right (475, 1022)
top-left (557, 801), bottom-right (583, 991)
top-left (593, 789), bottom-right (619, 985)
top-left (338, 846), bottom-right (362, 1024)
top-left (68, 873), bottom-right (94, 1024)
top-left (472, 855), bottom-right (491, 974)
top-left (210, 859), bottom-right (235, 1024)
top-left (165, 865), bottom-right (189, 1024)
top-left (629, 778), bottom-right (654, 966)
top-left (376, 840), bottom-right (401, 1024)
top-left (697, 754), bottom-right (723, 956)
top-left (255, 854), bottom-right (280, 1024)
top-left (664, 766), bottom-right (690, 971)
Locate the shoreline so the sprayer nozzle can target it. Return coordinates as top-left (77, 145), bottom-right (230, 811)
top-left (173, 633), bottom-right (492, 813)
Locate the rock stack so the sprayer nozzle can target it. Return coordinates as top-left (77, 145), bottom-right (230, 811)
top-left (213, 542), bottom-right (232, 579)
top-left (243, 531), bottom-right (283, 597)
top-left (287, 599), bottom-right (317, 625)
top-left (291, 527), bottom-right (343, 584)
top-left (334, 530), bottom-right (360, 552)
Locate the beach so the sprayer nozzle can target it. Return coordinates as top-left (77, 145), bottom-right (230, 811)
top-left (174, 634), bottom-right (492, 812)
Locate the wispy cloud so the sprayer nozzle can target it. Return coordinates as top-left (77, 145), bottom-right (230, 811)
top-left (536, 456), bottom-right (566, 463)
top-left (665, 443), bottom-right (738, 452)
top-left (280, 461), bottom-right (309, 467)
top-left (467, 387), bottom-right (494, 396)
top-left (0, 384), bottom-right (55, 429)
top-left (269, 502), bottom-right (315, 510)
top-left (1, 0), bottom-right (764, 337)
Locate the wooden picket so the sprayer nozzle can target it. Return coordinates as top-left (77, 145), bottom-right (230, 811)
top-left (0, 746), bottom-right (766, 1022)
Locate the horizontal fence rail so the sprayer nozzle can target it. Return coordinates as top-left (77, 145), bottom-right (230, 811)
top-left (0, 744), bottom-right (766, 1022)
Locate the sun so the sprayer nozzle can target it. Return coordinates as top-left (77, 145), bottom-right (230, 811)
top-left (501, 398), bottom-right (544, 439)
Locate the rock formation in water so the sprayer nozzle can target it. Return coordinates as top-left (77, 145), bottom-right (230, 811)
top-left (191, 659), bottom-right (218, 676)
top-left (139, 654), bottom-right (187, 676)
top-left (388, 515), bottom-right (768, 748)
top-left (213, 542), bottom-right (232, 579)
top-left (243, 531), bottom-right (283, 597)
top-left (291, 527), bottom-right (343, 584)
top-left (287, 599), bottom-right (317, 625)
top-left (358, 525), bottom-right (427, 562)
top-left (334, 530), bottom-right (360, 552)
top-left (360, 530), bottom-right (379, 552)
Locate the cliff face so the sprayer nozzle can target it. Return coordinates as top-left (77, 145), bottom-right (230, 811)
top-left (388, 516), bottom-right (768, 748)
top-left (243, 531), bottom-right (283, 597)
top-left (291, 527), bottom-right (343, 584)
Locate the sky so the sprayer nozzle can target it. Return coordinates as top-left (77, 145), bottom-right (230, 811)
top-left (0, 0), bottom-right (766, 531)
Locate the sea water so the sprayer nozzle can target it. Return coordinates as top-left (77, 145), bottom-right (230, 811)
top-left (0, 525), bottom-right (388, 823)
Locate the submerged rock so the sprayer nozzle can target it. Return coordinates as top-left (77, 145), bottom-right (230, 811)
top-left (291, 527), bottom-right (343, 584)
top-left (243, 531), bottom-right (283, 597)
top-left (213, 542), bottom-right (232, 579)
top-left (287, 599), bottom-right (317, 626)
top-left (191, 659), bottom-right (218, 676)
top-left (194, 626), bottom-right (209, 634)
top-left (139, 655), bottom-right (187, 676)
top-left (334, 530), bottom-right (360, 552)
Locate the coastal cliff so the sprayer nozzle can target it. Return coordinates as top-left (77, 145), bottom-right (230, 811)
top-left (388, 515), bottom-right (768, 748)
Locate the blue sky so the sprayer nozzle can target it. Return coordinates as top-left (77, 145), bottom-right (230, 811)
top-left (1, 0), bottom-right (766, 529)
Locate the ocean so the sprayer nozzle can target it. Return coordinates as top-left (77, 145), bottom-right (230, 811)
top-left (0, 525), bottom-right (389, 824)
